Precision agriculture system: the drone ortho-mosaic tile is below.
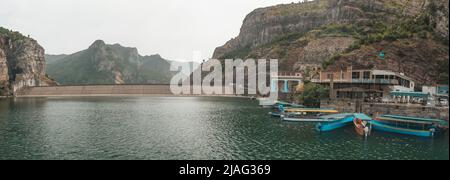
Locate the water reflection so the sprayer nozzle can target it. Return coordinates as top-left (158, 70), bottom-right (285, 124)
top-left (0, 97), bottom-right (448, 160)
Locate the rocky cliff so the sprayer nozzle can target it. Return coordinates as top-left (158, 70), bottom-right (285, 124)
top-left (0, 27), bottom-right (55, 96)
top-left (213, 0), bottom-right (449, 85)
top-left (46, 40), bottom-right (180, 85)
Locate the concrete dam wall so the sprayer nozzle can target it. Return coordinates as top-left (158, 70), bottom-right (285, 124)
top-left (15, 85), bottom-right (237, 97)
top-left (16, 85), bottom-right (174, 97)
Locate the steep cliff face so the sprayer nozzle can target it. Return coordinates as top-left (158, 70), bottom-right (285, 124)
top-left (213, 0), bottom-right (351, 59)
top-left (213, 0), bottom-right (434, 59)
top-left (0, 27), bottom-right (55, 96)
top-left (0, 47), bottom-right (8, 95)
top-left (429, 0), bottom-right (449, 40)
top-left (46, 40), bottom-right (178, 85)
top-left (213, 0), bottom-right (449, 85)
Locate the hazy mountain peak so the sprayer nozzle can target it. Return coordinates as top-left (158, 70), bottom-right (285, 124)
top-left (89, 39), bottom-right (106, 49)
top-left (46, 42), bottom-right (182, 85)
top-left (147, 54), bottom-right (162, 59)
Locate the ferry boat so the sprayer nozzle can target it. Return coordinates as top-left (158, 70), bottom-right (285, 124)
top-left (260, 99), bottom-right (304, 109)
top-left (371, 115), bottom-right (449, 137)
top-left (268, 102), bottom-right (305, 118)
top-left (281, 108), bottom-right (339, 122)
top-left (316, 113), bottom-right (355, 132)
top-left (268, 111), bottom-right (284, 118)
top-left (268, 104), bottom-right (287, 118)
top-left (274, 101), bottom-right (304, 108)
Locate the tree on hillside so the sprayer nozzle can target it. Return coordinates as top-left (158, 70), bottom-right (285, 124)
top-left (298, 82), bottom-right (329, 107)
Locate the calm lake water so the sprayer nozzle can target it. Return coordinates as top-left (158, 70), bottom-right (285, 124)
top-left (0, 97), bottom-right (448, 160)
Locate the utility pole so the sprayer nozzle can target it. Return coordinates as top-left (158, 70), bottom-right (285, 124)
top-left (330, 75), bottom-right (334, 100)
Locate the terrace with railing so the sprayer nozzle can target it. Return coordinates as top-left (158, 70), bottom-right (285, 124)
top-left (313, 78), bottom-right (399, 85)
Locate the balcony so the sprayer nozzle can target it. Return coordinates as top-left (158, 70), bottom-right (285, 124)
top-left (312, 79), bottom-right (399, 85)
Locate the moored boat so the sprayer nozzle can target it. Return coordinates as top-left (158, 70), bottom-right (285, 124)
top-left (371, 115), bottom-right (448, 137)
top-left (268, 104), bottom-right (287, 118)
top-left (353, 113), bottom-right (372, 137)
top-left (316, 114), bottom-right (355, 132)
top-left (274, 101), bottom-right (304, 108)
top-left (281, 108), bottom-right (339, 122)
top-left (268, 111), bottom-right (283, 118)
top-left (268, 101), bottom-right (304, 110)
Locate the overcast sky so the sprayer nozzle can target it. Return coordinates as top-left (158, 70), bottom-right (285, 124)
top-left (1, 0), bottom-right (300, 62)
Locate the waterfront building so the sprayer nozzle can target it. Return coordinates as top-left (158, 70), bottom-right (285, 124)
top-left (312, 66), bottom-right (416, 101)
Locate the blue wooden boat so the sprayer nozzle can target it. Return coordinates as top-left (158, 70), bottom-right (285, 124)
top-left (267, 101), bottom-right (305, 109)
top-left (371, 115), bottom-right (448, 137)
top-left (274, 101), bottom-right (305, 108)
top-left (268, 102), bottom-right (306, 118)
top-left (268, 104), bottom-right (287, 118)
top-left (268, 111), bottom-right (283, 118)
top-left (316, 114), bottom-right (355, 132)
top-left (370, 120), bottom-right (434, 137)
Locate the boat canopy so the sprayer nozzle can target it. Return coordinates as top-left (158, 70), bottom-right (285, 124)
top-left (380, 115), bottom-right (448, 126)
top-left (320, 113), bottom-right (353, 119)
top-left (353, 113), bottom-right (372, 121)
top-left (285, 108), bottom-right (338, 113)
top-left (275, 101), bottom-right (304, 107)
top-left (375, 117), bottom-right (434, 125)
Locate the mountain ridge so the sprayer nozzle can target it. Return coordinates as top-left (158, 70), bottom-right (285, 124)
top-left (212, 0), bottom-right (449, 86)
top-left (46, 40), bottom-right (188, 85)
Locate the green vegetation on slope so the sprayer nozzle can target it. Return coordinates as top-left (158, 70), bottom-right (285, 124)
top-left (220, 45), bottom-right (252, 60)
top-left (271, 0), bottom-right (330, 17)
top-left (0, 27), bottom-right (33, 41)
top-left (320, 11), bottom-right (441, 69)
top-left (45, 54), bottom-right (68, 64)
top-left (298, 82), bottom-right (329, 107)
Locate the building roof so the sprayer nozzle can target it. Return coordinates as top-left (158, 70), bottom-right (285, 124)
top-left (368, 70), bottom-right (414, 82)
top-left (370, 70), bottom-right (397, 76)
top-left (390, 91), bottom-right (429, 98)
top-left (323, 67), bottom-right (413, 79)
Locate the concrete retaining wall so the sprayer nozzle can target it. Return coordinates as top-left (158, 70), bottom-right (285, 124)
top-left (321, 99), bottom-right (449, 120)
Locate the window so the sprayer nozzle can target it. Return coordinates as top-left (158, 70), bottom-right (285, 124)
top-left (363, 71), bottom-right (371, 79)
top-left (352, 72), bottom-right (360, 79)
top-left (375, 75), bottom-right (385, 80)
top-left (327, 74), bottom-right (333, 80)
